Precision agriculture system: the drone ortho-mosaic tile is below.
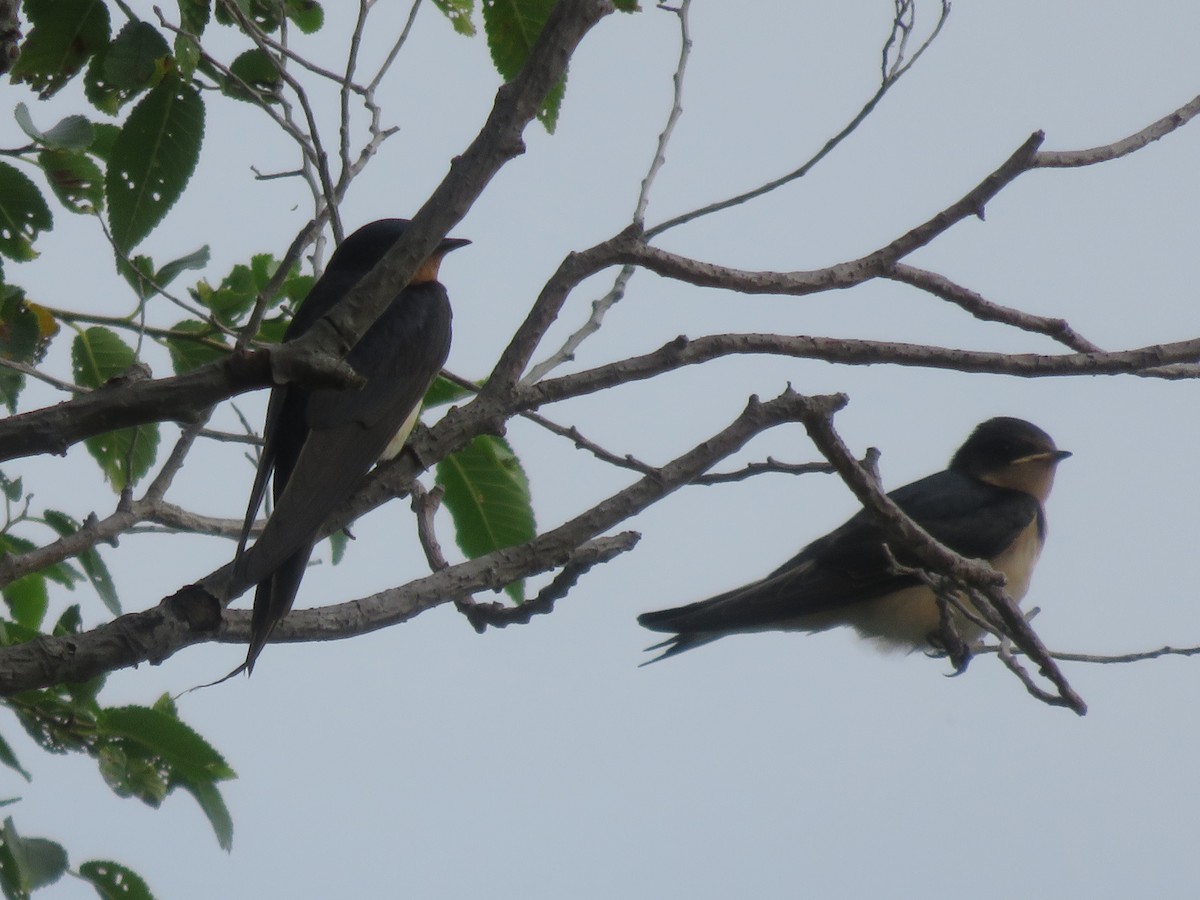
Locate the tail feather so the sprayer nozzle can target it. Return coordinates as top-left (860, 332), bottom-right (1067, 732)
top-left (638, 630), bottom-right (724, 665)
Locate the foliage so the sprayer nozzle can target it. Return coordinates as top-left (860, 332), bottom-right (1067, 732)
top-left (0, 0), bottom-right (565, 893)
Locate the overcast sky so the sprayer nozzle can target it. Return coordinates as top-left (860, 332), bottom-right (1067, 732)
top-left (6, 2), bottom-right (1200, 898)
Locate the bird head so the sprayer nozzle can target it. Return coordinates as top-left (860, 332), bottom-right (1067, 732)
top-left (950, 417), bottom-right (1071, 502)
top-left (328, 218), bottom-right (470, 283)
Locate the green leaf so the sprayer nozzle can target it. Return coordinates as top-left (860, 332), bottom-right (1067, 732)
top-left (165, 320), bottom-right (228, 375)
top-left (14, 105), bottom-right (95, 151)
top-left (97, 744), bottom-right (168, 806)
top-left (177, 0), bottom-right (211, 34)
top-left (87, 124), bottom-right (121, 164)
top-left (433, 0), bottom-right (476, 36)
top-left (423, 375), bottom-right (473, 408)
top-left (43, 511), bottom-right (121, 615)
top-left (0, 536), bottom-right (51, 633)
top-left (0, 473), bottom-right (22, 503)
top-left (37, 149), bottom-right (105, 214)
top-left (215, 0), bottom-right (283, 32)
top-left (0, 818), bottom-right (69, 895)
top-left (105, 75), bottom-right (205, 253)
top-left (0, 163), bottom-right (53, 261)
top-left (77, 861), bottom-right (158, 900)
top-left (155, 246), bottom-right (210, 288)
top-left (181, 781), bottom-right (233, 852)
top-left (225, 49), bottom-right (282, 103)
top-left (85, 20), bottom-right (172, 114)
top-left (8, 0), bottom-right (111, 99)
top-left (613, 0), bottom-right (640, 10)
top-left (436, 435), bottom-right (536, 602)
top-left (327, 530), bottom-right (348, 565)
top-left (71, 328), bottom-right (160, 490)
top-left (285, 0), bottom-right (325, 34)
top-left (481, 0), bottom-right (564, 132)
top-left (100, 707), bottom-right (235, 784)
top-left (0, 735), bottom-right (30, 782)
top-left (52, 604), bottom-right (83, 636)
top-left (118, 254), bottom-right (156, 301)
top-left (0, 291), bottom-right (58, 412)
top-left (71, 326), bottom-right (133, 388)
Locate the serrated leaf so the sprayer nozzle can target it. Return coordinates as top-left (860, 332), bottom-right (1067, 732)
top-left (71, 328), bottom-right (160, 490)
top-left (85, 20), bottom-right (172, 114)
top-left (43, 510), bottom-right (121, 615)
top-left (165, 320), bottom-right (228, 375)
top-left (177, 0), bottom-right (211, 35)
top-left (103, 21), bottom-right (170, 89)
top-left (182, 781), bottom-right (233, 852)
top-left (0, 291), bottom-right (56, 412)
top-left (106, 76), bottom-right (204, 253)
top-left (433, 0), bottom-right (476, 35)
top-left (14, 105), bottom-right (95, 151)
top-left (87, 124), bottom-right (121, 163)
top-left (37, 149), bottom-right (105, 214)
top-left (0, 163), bottom-right (53, 261)
top-left (100, 707), bottom-right (235, 783)
top-left (225, 49), bottom-right (282, 102)
top-left (78, 860), bottom-right (158, 900)
top-left (436, 435), bottom-right (536, 602)
top-left (285, 0), bottom-right (324, 34)
top-left (0, 818), bottom-right (68, 895)
top-left (8, 0), bottom-right (111, 99)
top-left (481, 0), bottom-right (564, 132)
top-left (71, 326), bottom-right (133, 388)
top-left (0, 735), bottom-right (30, 782)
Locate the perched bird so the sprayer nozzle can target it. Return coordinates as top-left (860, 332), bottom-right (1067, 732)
top-left (234, 219), bottom-right (468, 674)
top-left (638, 417), bottom-right (1070, 662)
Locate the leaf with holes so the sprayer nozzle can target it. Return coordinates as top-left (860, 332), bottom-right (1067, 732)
top-left (8, 0), bottom-right (111, 99)
top-left (38, 149), bottom-right (105, 215)
top-left (106, 75), bottom-right (205, 253)
top-left (433, 0), bottom-right (477, 36)
top-left (78, 861), bottom-right (158, 900)
top-left (436, 435), bottom-right (536, 603)
top-left (0, 163), bottom-right (53, 261)
top-left (71, 327), bottom-right (160, 490)
top-left (85, 20), bottom-right (172, 114)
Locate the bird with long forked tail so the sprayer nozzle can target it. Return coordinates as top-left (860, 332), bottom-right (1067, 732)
top-left (638, 417), bottom-right (1070, 663)
top-left (232, 219), bottom-right (468, 675)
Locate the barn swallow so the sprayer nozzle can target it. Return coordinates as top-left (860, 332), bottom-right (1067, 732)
top-left (638, 417), bottom-right (1070, 662)
top-left (233, 219), bottom-right (467, 674)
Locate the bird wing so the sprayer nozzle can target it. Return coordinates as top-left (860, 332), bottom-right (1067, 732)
top-left (639, 470), bottom-right (1041, 637)
top-left (234, 282), bottom-right (451, 670)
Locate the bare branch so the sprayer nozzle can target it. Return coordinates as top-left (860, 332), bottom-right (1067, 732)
top-left (1033, 92), bottom-right (1200, 168)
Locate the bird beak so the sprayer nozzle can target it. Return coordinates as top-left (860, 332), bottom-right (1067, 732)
top-left (1014, 449), bottom-right (1072, 464)
top-left (438, 237), bottom-right (471, 254)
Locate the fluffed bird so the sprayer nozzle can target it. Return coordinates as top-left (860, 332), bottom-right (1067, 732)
top-left (638, 417), bottom-right (1070, 662)
top-left (233, 219), bottom-right (468, 674)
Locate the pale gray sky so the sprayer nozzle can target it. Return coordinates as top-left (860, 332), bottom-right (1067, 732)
top-left (6, 2), bottom-right (1200, 897)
